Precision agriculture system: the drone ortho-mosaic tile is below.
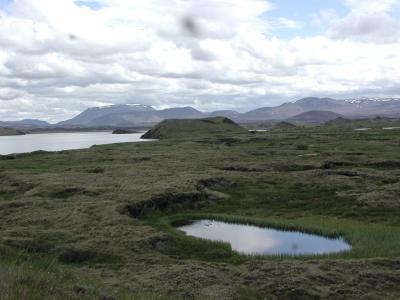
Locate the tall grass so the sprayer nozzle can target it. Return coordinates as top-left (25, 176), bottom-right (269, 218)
top-left (0, 246), bottom-right (172, 300)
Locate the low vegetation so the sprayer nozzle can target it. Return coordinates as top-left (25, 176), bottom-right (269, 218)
top-left (325, 116), bottom-right (400, 128)
top-left (141, 117), bottom-right (247, 139)
top-left (0, 122), bottom-right (400, 299)
top-left (0, 128), bottom-right (25, 136)
top-left (112, 129), bottom-right (141, 134)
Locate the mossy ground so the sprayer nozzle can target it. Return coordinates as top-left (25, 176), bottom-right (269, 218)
top-left (0, 126), bottom-right (400, 299)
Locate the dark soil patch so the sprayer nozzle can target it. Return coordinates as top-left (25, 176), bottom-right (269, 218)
top-left (322, 161), bottom-right (356, 169)
top-left (58, 249), bottom-right (97, 264)
top-left (273, 164), bottom-right (318, 172)
top-left (366, 160), bottom-right (400, 169)
top-left (219, 165), bottom-right (264, 172)
top-left (196, 177), bottom-right (238, 190)
top-left (86, 167), bottom-right (105, 174)
top-left (122, 192), bottom-right (206, 218)
top-left (48, 187), bottom-right (99, 199)
top-left (322, 160), bottom-right (400, 170)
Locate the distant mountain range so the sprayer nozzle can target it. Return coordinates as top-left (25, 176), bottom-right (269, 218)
top-left (0, 119), bottom-right (51, 129)
top-left (2, 97), bottom-right (400, 128)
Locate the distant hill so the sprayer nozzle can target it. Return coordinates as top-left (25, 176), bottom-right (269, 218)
top-left (242, 97), bottom-right (400, 121)
top-left (141, 117), bottom-right (247, 139)
top-left (0, 128), bottom-right (25, 136)
top-left (18, 119), bottom-right (50, 127)
top-left (287, 111), bottom-right (342, 124)
top-left (209, 110), bottom-right (243, 119)
top-left (0, 119), bottom-right (50, 129)
top-left (57, 104), bottom-right (155, 126)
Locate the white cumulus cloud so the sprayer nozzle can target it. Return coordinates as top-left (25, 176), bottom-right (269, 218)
top-left (0, 0), bottom-right (399, 122)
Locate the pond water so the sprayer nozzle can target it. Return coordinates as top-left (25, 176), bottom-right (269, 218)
top-left (0, 131), bottom-right (151, 155)
top-left (383, 127), bottom-right (400, 130)
top-left (177, 219), bottom-right (351, 256)
top-left (354, 128), bottom-right (371, 131)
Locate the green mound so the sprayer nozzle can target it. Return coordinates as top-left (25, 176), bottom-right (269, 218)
top-left (272, 121), bottom-right (296, 130)
top-left (324, 117), bottom-right (400, 128)
top-left (112, 129), bottom-right (139, 134)
top-left (0, 128), bottom-right (25, 136)
top-left (141, 117), bottom-right (247, 139)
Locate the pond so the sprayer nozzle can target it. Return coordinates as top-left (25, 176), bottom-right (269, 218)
top-left (177, 219), bottom-right (351, 256)
top-left (0, 131), bottom-right (151, 155)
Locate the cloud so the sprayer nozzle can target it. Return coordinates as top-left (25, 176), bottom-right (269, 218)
top-left (329, 12), bottom-right (400, 43)
top-left (314, 1), bottom-right (400, 43)
top-left (272, 17), bottom-right (302, 29)
top-left (0, 0), bottom-right (400, 122)
top-left (345, 0), bottom-right (398, 13)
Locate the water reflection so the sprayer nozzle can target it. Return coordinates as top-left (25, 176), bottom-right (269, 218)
top-left (178, 219), bottom-right (351, 256)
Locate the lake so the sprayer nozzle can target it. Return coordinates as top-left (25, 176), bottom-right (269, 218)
top-left (0, 131), bottom-right (151, 155)
top-left (178, 219), bottom-right (351, 256)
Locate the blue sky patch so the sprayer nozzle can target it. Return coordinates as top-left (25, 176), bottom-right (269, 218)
top-left (0, 0), bottom-right (13, 10)
top-left (75, 0), bottom-right (103, 11)
top-left (265, 0), bottom-right (348, 39)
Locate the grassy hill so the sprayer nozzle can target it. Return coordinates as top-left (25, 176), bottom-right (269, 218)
top-left (141, 117), bottom-right (247, 139)
top-left (271, 121), bottom-right (297, 130)
top-left (0, 128), bottom-right (25, 136)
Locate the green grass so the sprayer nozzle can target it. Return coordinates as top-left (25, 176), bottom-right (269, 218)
top-left (0, 246), bottom-right (173, 300)
top-left (0, 246), bottom-right (96, 300)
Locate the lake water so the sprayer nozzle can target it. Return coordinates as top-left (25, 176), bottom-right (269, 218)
top-left (0, 131), bottom-right (151, 155)
top-left (178, 219), bottom-right (351, 256)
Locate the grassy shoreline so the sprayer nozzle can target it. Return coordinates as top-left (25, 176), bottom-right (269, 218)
top-left (146, 213), bottom-right (400, 262)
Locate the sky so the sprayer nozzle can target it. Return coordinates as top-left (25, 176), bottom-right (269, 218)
top-left (1, 0), bottom-right (400, 122)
